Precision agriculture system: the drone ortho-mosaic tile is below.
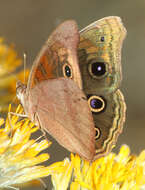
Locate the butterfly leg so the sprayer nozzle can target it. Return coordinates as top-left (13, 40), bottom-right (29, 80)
top-left (8, 112), bottom-right (27, 118)
top-left (37, 178), bottom-right (48, 190)
top-left (7, 109), bottom-right (27, 137)
top-left (7, 112), bottom-right (22, 138)
top-left (33, 112), bottom-right (47, 139)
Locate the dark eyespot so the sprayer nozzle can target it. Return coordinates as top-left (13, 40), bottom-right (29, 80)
top-left (63, 63), bottom-right (72, 78)
top-left (92, 62), bottom-right (106, 76)
top-left (65, 65), bottom-right (71, 77)
top-left (90, 98), bottom-right (102, 109)
top-left (88, 95), bottom-right (106, 113)
top-left (100, 36), bottom-right (105, 42)
top-left (88, 60), bottom-right (107, 79)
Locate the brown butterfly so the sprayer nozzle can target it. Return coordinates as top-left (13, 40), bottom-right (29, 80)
top-left (16, 16), bottom-right (126, 161)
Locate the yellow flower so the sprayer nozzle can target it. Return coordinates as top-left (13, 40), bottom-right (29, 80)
top-left (0, 38), bottom-right (21, 76)
top-left (0, 38), bottom-right (29, 112)
top-left (50, 158), bottom-right (74, 190)
top-left (50, 145), bottom-right (145, 190)
top-left (0, 104), bottom-right (51, 189)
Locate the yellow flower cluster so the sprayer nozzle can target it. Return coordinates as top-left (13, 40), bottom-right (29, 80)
top-left (0, 38), bottom-right (21, 75)
top-left (0, 38), bottom-right (29, 112)
top-left (50, 146), bottom-right (145, 190)
top-left (0, 105), bottom-right (51, 189)
top-left (1, 104), bottom-right (144, 190)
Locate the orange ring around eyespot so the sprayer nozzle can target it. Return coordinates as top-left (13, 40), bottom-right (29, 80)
top-left (95, 127), bottom-right (101, 139)
top-left (88, 95), bottom-right (105, 113)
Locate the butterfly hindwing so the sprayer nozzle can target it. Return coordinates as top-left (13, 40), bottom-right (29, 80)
top-left (91, 90), bottom-right (126, 159)
top-left (78, 16), bottom-right (126, 159)
top-left (29, 78), bottom-right (95, 160)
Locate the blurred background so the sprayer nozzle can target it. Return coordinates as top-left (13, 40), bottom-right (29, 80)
top-left (0, 0), bottom-right (144, 189)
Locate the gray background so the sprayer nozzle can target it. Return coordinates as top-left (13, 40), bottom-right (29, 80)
top-left (0, 0), bottom-right (145, 189)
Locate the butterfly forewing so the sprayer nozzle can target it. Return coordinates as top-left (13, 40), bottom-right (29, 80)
top-left (78, 16), bottom-right (127, 94)
top-left (27, 20), bottom-right (82, 90)
top-left (17, 20), bottom-right (96, 161)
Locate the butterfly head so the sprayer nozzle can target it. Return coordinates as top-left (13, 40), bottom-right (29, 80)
top-left (16, 80), bottom-right (27, 107)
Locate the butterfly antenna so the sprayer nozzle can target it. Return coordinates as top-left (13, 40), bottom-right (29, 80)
top-left (23, 52), bottom-right (26, 84)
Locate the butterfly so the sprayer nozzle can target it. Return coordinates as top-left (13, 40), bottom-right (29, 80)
top-left (16, 16), bottom-right (126, 161)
